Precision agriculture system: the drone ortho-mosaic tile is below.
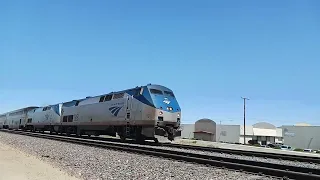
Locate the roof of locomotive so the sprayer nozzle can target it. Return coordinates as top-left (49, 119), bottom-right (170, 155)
top-left (0, 106), bottom-right (39, 116)
top-left (0, 84), bottom-right (174, 114)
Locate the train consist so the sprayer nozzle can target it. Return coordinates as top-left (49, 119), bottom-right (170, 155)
top-left (0, 84), bottom-right (182, 142)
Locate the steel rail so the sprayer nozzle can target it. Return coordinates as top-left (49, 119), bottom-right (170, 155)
top-left (77, 134), bottom-right (320, 164)
top-left (160, 142), bottom-right (320, 164)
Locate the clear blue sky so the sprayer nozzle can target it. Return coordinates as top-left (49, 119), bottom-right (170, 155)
top-left (1, 0), bottom-right (319, 127)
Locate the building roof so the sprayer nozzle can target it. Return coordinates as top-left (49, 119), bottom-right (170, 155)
top-left (295, 123), bottom-right (311, 126)
top-left (252, 122), bottom-right (276, 129)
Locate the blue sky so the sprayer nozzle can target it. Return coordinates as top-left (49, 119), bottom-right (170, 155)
top-left (1, 0), bottom-right (319, 126)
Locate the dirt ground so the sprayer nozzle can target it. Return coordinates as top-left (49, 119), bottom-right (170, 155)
top-left (0, 141), bottom-right (79, 180)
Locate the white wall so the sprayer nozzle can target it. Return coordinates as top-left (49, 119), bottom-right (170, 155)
top-left (282, 126), bottom-right (320, 149)
top-left (240, 125), bottom-right (254, 136)
top-left (180, 124), bottom-right (195, 139)
top-left (216, 125), bottom-right (240, 143)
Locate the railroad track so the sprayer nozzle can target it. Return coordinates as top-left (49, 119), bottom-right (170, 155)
top-left (78, 134), bottom-right (320, 164)
top-left (161, 142), bottom-right (320, 164)
top-left (1, 129), bottom-right (320, 179)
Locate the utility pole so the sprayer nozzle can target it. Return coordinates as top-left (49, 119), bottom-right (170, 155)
top-left (241, 97), bottom-right (249, 144)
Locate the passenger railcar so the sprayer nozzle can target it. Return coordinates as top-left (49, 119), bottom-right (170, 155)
top-left (1, 84), bottom-right (182, 142)
top-left (0, 107), bottom-right (38, 129)
top-left (24, 103), bottom-right (62, 133)
top-left (0, 114), bottom-right (6, 129)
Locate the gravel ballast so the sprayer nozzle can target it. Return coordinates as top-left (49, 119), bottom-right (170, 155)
top-left (0, 132), bottom-right (277, 180)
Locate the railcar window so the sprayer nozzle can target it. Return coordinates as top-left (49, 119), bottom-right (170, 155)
top-left (9, 111), bottom-right (24, 116)
top-left (113, 93), bottom-right (124, 99)
top-left (63, 116), bottom-right (68, 122)
top-left (99, 96), bottom-right (105, 102)
top-left (27, 118), bottom-right (32, 123)
top-left (131, 88), bottom-right (142, 96)
top-left (104, 94), bottom-right (112, 101)
top-left (150, 89), bottom-right (163, 95)
top-left (68, 115), bottom-right (73, 122)
top-left (164, 91), bottom-right (175, 97)
top-left (75, 101), bottom-right (80, 106)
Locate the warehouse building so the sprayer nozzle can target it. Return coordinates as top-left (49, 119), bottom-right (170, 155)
top-left (180, 119), bottom-right (283, 145)
top-left (193, 119), bottom-right (216, 141)
top-left (281, 124), bottom-right (320, 150)
top-left (181, 119), bottom-right (320, 150)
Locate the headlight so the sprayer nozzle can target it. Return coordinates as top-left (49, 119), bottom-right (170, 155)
top-left (177, 113), bottom-right (180, 117)
top-left (159, 111), bottom-right (163, 115)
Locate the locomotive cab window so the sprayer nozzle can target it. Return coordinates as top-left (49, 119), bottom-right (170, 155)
top-left (164, 91), bottom-right (175, 97)
top-left (150, 89), bottom-right (163, 95)
top-left (130, 88), bottom-right (143, 96)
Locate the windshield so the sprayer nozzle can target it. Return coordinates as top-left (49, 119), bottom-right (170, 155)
top-left (149, 89), bottom-right (163, 95)
top-left (164, 91), bottom-right (175, 97)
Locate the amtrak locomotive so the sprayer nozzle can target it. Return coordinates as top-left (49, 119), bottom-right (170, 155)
top-left (0, 84), bottom-right (182, 142)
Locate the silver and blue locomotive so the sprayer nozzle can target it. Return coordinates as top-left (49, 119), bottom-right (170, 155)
top-left (0, 84), bottom-right (182, 142)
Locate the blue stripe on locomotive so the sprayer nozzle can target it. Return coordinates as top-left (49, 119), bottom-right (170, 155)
top-left (126, 86), bottom-right (155, 108)
top-left (124, 85), bottom-right (180, 113)
top-left (145, 85), bottom-right (180, 113)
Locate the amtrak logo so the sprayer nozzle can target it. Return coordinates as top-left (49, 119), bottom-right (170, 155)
top-left (74, 114), bottom-right (79, 121)
top-left (163, 98), bottom-right (171, 104)
top-left (109, 106), bottom-right (123, 116)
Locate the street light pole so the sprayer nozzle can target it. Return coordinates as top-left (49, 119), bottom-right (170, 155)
top-left (241, 97), bottom-right (249, 144)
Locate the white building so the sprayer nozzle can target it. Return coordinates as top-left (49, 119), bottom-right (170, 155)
top-left (239, 122), bottom-right (283, 145)
top-left (281, 124), bottom-right (320, 150)
top-left (181, 119), bottom-right (283, 145)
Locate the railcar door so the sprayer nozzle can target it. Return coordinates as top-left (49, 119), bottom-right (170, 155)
top-left (125, 95), bottom-right (132, 120)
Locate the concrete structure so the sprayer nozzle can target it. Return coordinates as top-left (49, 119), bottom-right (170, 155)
top-left (216, 124), bottom-right (241, 143)
top-left (180, 119), bottom-right (283, 145)
top-left (181, 124), bottom-right (195, 139)
top-left (193, 119), bottom-right (216, 141)
top-left (281, 125), bottom-right (320, 150)
top-left (239, 122), bottom-right (283, 145)
top-left (181, 119), bottom-right (320, 150)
